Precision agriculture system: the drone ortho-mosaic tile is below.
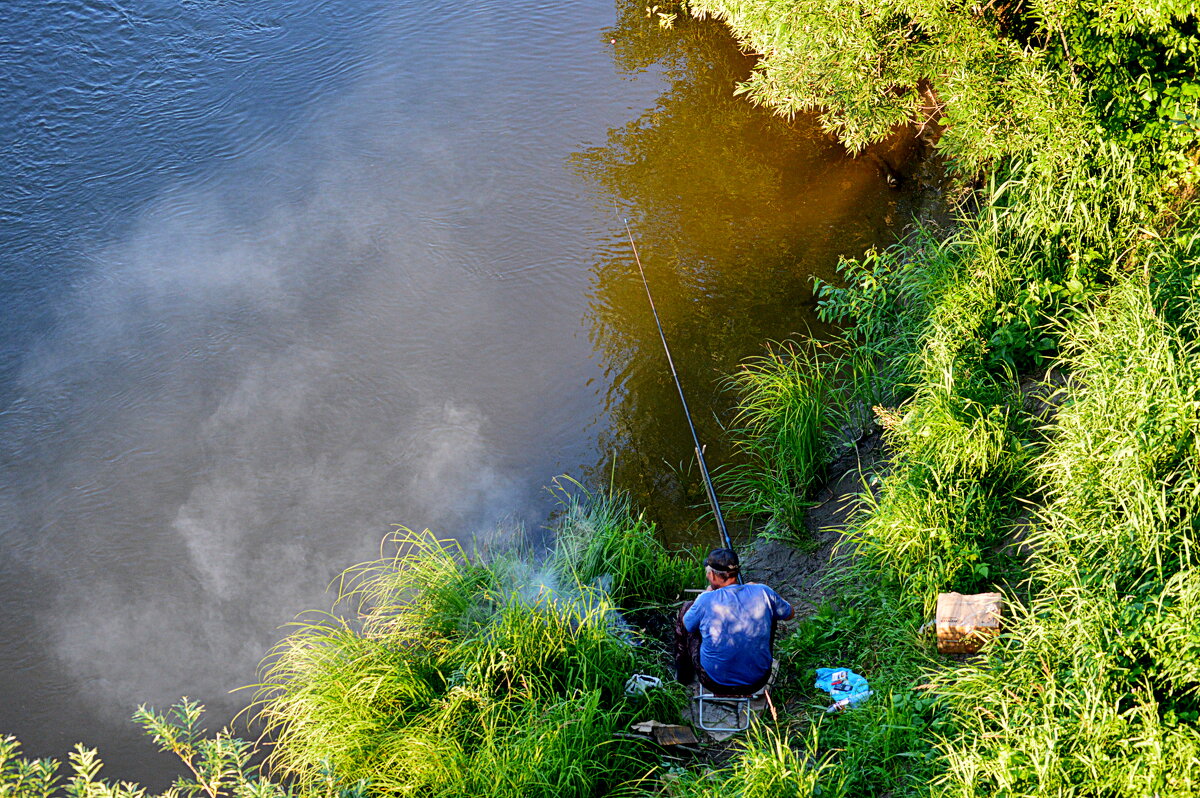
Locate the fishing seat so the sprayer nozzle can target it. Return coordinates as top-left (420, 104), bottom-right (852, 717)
top-left (694, 660), bottom-right (778, 733)
top-left (694, 688), bottom-right (761, 732)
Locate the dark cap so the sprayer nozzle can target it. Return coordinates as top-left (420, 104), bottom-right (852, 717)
top-left (705, 548), bottom-right (739, 575)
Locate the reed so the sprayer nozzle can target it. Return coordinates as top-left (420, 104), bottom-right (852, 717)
top-left (254, 484), bottom-right (698, 798)
top-left (719, 340), bottom-right (835, 542)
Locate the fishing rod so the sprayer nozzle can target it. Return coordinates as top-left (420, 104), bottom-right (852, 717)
top-left (621, 217), bottom-right (739, 579)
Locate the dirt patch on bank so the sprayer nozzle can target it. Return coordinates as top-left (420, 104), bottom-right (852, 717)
top-left (741, 429), bottom-right (887, 616)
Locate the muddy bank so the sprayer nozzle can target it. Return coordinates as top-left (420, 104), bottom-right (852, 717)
top-left (739, 430), bottom-right (887, 616)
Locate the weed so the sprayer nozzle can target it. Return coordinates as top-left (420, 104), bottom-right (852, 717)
top-left (720, 340), bottom-right (835, 541)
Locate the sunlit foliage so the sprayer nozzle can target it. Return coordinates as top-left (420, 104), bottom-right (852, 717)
top-left (702, 0), bottom-right (1200, 795)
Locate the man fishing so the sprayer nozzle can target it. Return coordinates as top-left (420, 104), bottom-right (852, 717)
top-left (621, 217), bottom-right (792, 694)
top-left (675, 548), bottom-right (793, 695)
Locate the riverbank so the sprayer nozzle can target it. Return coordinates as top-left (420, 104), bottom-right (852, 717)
top-left (673, 1), bottom-right (1200, 795)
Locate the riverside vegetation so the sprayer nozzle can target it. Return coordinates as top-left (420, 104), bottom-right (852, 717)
top-left (685, 0), bottom-right (1200, 795)
top-left (1, 487), bottom-right (703, 798)
top-left (5, 1), bottom-right (1200, 796)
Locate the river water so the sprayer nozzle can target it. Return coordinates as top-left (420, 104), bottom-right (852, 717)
top-left (0, 0), bottom-right (910, 785)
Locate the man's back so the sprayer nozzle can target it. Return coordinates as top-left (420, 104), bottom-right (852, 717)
top-left (683, 582), bottom-right (791, 689)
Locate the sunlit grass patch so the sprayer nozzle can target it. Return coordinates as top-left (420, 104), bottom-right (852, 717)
top-left (926, 275), bottom-right (1200, 797)
top-left (254, 486), bottom-right (697, 798)
top-left (719, 340), bottom-right (836, 543)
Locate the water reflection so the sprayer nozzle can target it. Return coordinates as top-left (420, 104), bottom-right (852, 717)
top-left (576, 10), bottom-right (912, 543)
top-left (1, 0), bottom-right (661, 784)
top-left (0, 1), bottom-right (921, 782)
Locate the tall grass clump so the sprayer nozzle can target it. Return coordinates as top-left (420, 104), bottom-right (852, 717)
top-left (642, 725), bottom-right (844, 798)
top-left (255, 487), bottom-right (698, 798)
top-left (550, 478), bottom-right (700, 609)
top-left (931, 275), bottom-right (1200, 796)
top-left (848, 468), bottom-right (1010, 612)
top-left (815, 144), bottom-right (1154, 603)
top-left (720, 341), bottom-right (836, 540)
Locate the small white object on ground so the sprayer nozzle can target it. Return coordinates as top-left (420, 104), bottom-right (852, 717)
top-left (624, 673), bottom-right (662, 696)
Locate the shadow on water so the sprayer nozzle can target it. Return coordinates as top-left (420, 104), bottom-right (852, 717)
top-left (574, 8), bottom-right (918, 546)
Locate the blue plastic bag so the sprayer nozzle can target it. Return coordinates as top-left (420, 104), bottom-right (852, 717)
top-left (814, 667), bottom-right (871, 710)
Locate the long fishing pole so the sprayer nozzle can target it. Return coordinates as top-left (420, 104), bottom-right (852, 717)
top-left (621, 217), bottom-right (738, 575)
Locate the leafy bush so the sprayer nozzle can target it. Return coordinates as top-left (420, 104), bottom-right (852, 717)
top-left (815, 226), bottom-right (962, 405)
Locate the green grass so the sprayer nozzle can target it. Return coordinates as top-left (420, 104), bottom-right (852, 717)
top-left (645, 724), bottom-right (843, 797)
top-left (550, 477), bottom-right (701, 609)
top-left (929, 273), bottom-right (1200, 797)
top-left (719, 340), bottom-right (836, 542)
top-left (710, 186), bottom-right (1196, 797)
top-left (253, 486), bottom-right (699, 798)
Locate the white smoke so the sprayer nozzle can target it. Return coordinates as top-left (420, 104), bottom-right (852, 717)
top-left (31, 106), bottom-right (544, 718)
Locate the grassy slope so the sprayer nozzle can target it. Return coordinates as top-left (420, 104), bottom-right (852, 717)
top-left (688, 1), bottom-right (1200, 796)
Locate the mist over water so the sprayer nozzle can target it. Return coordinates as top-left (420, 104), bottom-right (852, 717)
top-left (1, 0), bottom-right (655, 781)
top-left (0, 0), bottom-right (910, 786)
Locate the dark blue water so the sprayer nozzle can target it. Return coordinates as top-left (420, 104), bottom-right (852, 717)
top-left (3, 2), bottom-right (368, 375)
top-left (0, 0), bottom-right (908, 786)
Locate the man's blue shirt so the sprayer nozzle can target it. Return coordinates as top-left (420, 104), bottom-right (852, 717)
top-left (682, 583), bottom-right (791, 687)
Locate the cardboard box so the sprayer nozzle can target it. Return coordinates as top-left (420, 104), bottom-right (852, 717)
top-left (936, 592), bottom-right (1002, 654)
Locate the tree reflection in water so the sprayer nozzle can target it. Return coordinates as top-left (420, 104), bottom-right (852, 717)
top-left (573, 4), bottom-right (914, 545)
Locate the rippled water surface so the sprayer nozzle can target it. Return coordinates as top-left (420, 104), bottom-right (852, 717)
top-left (1, 0), bottom-right (911, 784)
